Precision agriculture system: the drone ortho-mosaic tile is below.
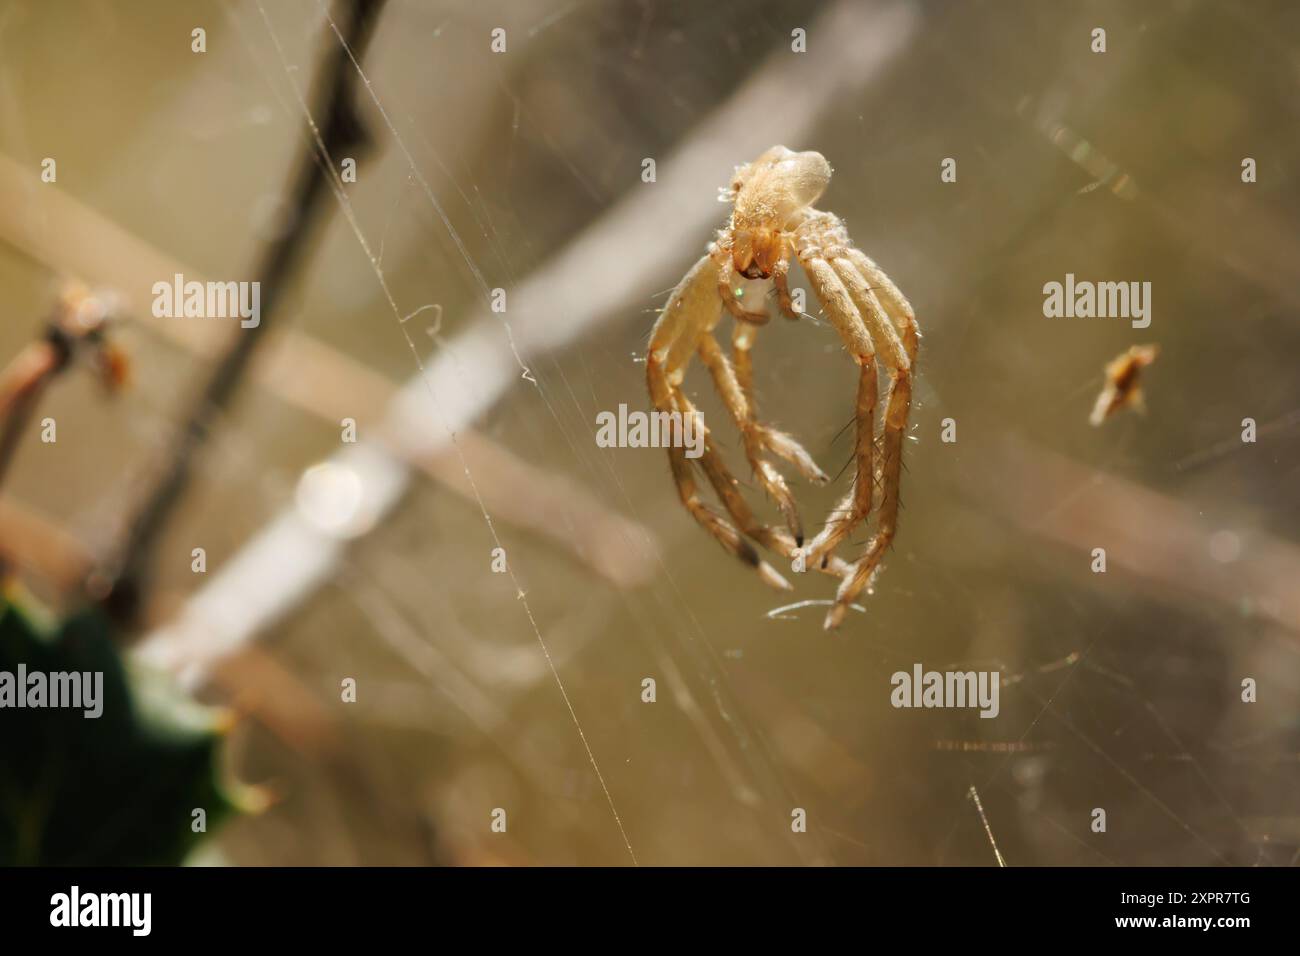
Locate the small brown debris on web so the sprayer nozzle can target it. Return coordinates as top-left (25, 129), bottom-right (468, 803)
top-left (1090, 344), bottom-right (1159, 426)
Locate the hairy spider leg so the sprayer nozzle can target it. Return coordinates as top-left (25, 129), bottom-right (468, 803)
top-left (798, 254), bottom-right (879, 576)
top-left (676, 383), bottom-right (852, 580)
top-left (770, 256), bottom-right (801, 320)
top-left (727, 320), bottom-right (829, 489)
top-left (825, 243), bottom-right (918, 630)
top-left (646, 254), bottom-right (789, 590)
top-left (697, 331), bottom-right (799, 542)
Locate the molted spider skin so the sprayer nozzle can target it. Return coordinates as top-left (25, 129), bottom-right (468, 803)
top-left (646, 146), bottom-right (918, 629)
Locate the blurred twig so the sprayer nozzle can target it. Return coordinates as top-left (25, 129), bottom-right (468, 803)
top-left (984, 434), bottom-right (1300, 636)
top-left (0, 336), bottom-right (56, 488)
top-left (0, 284), bottom-right (122, 488)
top-left (100, 0), bottom-right (388, 625)
top-left (0, 286), bottom-right (123, 584)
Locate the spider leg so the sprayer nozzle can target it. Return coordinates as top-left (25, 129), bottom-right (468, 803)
top-left (824, 366), bottom-right (911, 629)
top-left (771, 259), bottom-right (800, 320)
top-left (845, 248), bottom-right (920, 361)
top-left (798, 256), bottom-right (878, 573)
top-left (646, 253), bottom-right (789, 590)
top-left (823, 251), bottom-right (918, 630)
top-left (672, 387), bottom-right (851, 581)
top-left (670, 387), bottom-right (788, 578)
top-left (696, 330), bottom-right (826, 545)
top-left (730, 322), bottom-right (829, 486)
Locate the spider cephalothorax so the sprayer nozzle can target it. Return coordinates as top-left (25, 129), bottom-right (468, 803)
top-left (729, 147), bottom-right (831, 276)
top-left (646, 146), bottom-right (918, 629)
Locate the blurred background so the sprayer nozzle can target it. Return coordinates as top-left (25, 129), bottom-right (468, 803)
top-left (0, 0), bottom-right (1298, 865)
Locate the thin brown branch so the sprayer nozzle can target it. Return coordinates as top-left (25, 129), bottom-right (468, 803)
top-left (0, 283), bottom-right (123, 488)
top-left (100, 0), bottom-right (389, 624)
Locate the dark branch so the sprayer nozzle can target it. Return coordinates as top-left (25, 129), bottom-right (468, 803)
top-left (99, 0), bottom-right (388, 626)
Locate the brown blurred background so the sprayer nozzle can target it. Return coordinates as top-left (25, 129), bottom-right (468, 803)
top-left (1, 0), bottom-right (1298, 865)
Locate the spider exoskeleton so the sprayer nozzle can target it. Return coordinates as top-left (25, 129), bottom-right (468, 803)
top-left (645, 146), bottom-right (918, 630)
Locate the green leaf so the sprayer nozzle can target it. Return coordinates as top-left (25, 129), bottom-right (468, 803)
top-left (0, 591), bottom-right (243, 865)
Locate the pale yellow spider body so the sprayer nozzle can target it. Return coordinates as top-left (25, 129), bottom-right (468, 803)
top-left (646, 146), bottom-right (919, 629)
